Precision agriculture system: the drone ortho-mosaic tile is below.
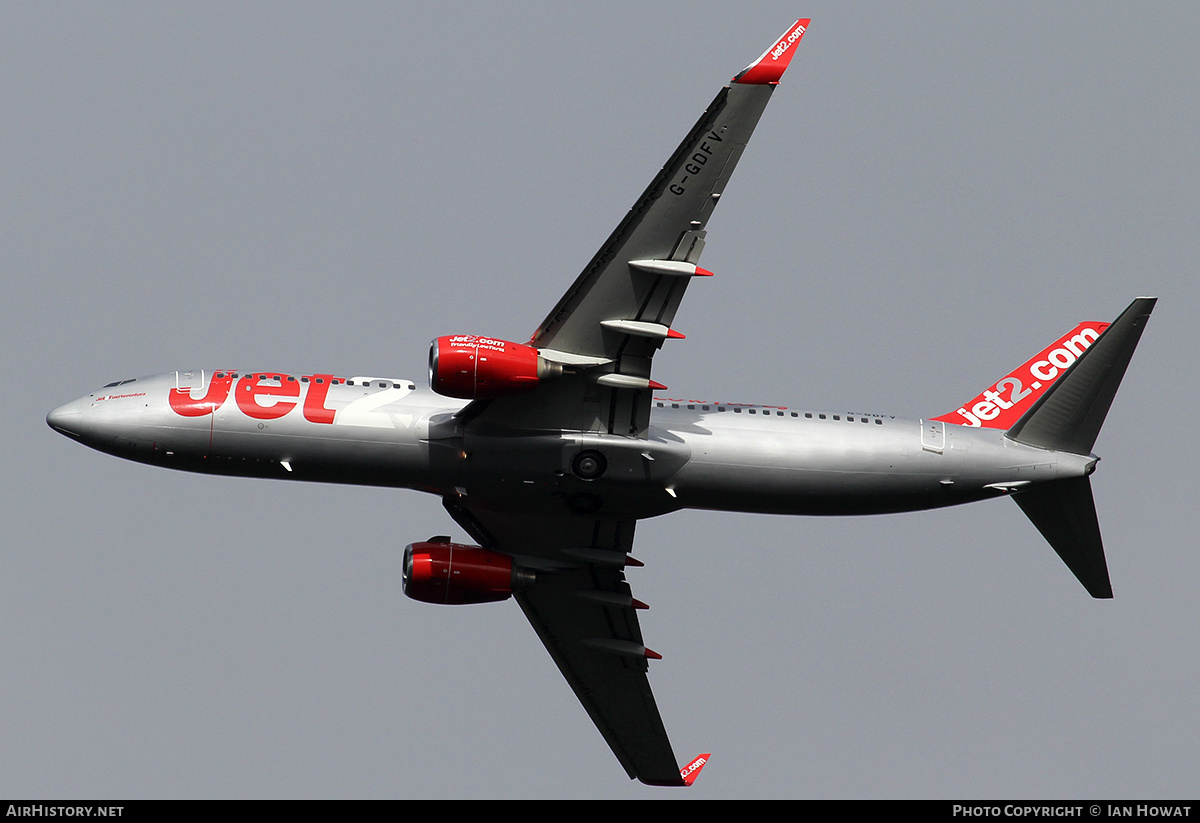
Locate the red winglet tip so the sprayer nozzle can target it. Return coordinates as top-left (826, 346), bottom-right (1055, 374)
top-left (667, 328), bottom-right (686, 339)
top-left (625, 555), bottom-right (644, 567)
top-left (649, 380), bottom-right (668, 391)
top-left (734, 19), bottom-right (810, 85)
top-left (631, 598), bottom-right (649, 610)
top-left (644, 647), bottom-right (662, 660)
top-left (680, 753), bottom-right (711, 786)
top-left (694, 266), bottom-right (714, 277)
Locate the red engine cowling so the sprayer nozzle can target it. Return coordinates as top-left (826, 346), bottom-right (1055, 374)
top-left (403, 540), bottom-right (535, 605)
top-left (429, 335), bottom-right (560, 399)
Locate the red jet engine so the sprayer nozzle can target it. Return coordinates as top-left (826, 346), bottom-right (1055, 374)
top-left (429, 335), bottom-right (562, 399)
top-left (403, 540), bottom-right (536, 605)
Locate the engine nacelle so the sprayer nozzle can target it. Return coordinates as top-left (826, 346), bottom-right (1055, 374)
top-left (429, 335), bottom-right (562, 399)
top-left (403, 540), bottom-right (536, 605)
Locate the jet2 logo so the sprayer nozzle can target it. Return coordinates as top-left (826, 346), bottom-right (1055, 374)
top-left (169, 372), bottom-right (338, 422)
top-left (446, 335), bottom-right (509, 352)
top-left (932, 322), bottom-right (1108, 429)
top-left (770, 22), bottom-right (806, 60)
top-left (168, 371), bottom-right (413, 427)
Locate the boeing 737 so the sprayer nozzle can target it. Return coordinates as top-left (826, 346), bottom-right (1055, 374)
top-left (46, 19), bottom-right (1155, 786)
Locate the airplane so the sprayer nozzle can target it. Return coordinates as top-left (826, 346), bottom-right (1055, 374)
top-left (46, 19), bottom-right (1155, 787)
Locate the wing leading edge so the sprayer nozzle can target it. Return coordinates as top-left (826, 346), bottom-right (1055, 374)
top-left (449, 21), bottom-right (811, 785)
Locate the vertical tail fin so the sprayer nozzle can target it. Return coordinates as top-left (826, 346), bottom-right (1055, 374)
top-left (932, 322), bottom-right (1110, 430)
top-left (1005, 297), bottom-right (1156, 598)
top-left (1005, 297), bottom-right (1156, 455)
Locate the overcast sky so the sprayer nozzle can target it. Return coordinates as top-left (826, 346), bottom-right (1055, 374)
top-left (4, 2), bottom-right (1198, 799)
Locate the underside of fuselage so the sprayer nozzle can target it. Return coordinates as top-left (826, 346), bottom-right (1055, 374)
top-left (46, 371), bottom-right (1095, 522)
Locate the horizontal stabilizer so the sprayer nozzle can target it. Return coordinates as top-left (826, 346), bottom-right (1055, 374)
top-left (1006, 297), bottom-right (1156, 455)
top-left (1013, 477), bottom-right (1111, 598)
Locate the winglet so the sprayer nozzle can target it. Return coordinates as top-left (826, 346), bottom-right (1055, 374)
top-left (733, 19), bottom-right (810, 85)
top-left (680, 753), bottom-right (711, 786)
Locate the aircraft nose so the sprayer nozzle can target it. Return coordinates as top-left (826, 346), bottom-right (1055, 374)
top-left (47, 397), bottom-right (84, 438)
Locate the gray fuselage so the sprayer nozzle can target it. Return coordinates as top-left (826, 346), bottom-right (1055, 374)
top-left (46, 369), bottom-right (1096, 522)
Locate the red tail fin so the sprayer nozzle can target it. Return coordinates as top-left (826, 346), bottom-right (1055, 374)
top-left (679, 753), bottom-right (711, 787)
top-left (932, 322), bottom-right (1109, 429)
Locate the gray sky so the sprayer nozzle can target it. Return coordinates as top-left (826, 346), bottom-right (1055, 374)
top-left (4, 2), bottom-right (1198, 799)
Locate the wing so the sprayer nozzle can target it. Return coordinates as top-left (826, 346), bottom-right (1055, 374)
top-left (463, 19), bottom-right (810, 437)
top-left (446, 21), bottom-right (813, 785)
top-left (444, 499), bottom-right (684, 785)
